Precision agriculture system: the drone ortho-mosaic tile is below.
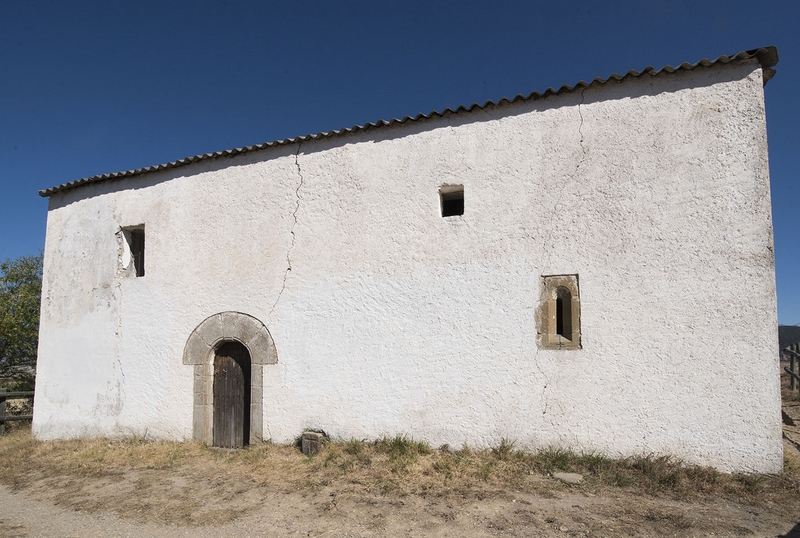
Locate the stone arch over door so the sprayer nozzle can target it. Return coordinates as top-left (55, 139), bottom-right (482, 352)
top-left (182, 311), bottom-right (277, 445)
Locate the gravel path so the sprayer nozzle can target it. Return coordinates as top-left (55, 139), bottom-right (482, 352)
top-left (3, 480), bottom-right (800, 538)
top-left (0, 485), bottom-right (316, 538)
top-left (0, 484), bottom-right (209, 538)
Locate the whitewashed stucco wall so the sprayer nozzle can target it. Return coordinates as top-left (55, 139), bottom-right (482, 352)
top-left (33, 59), bottom-right (781, 472)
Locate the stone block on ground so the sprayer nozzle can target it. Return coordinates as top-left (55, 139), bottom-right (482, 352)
top-left (553, 472), bottom-right (583, 484)
top-left (301, 431), bottom-right (325, 456)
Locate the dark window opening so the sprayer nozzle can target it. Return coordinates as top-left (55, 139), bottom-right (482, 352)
top-left (556, 296), bottom-right (564, 335)
top-left (440, 186), bottom-right (464, 217)
top-left (556, 286), bottom-right (572, 340)
top-left (131, 228), bottom-right (145, 277)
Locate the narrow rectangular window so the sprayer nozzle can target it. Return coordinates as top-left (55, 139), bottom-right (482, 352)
top-left (117, 225), bottom-right (145, 278)
top-left (130, 228), bottom-right (145, 277)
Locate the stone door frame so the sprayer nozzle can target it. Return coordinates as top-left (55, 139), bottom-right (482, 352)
top-left (182, 311), bottom-right (277, 445)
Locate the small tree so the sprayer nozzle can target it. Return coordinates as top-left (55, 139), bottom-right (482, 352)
top-left (0, 254), bottom-right (42, 390)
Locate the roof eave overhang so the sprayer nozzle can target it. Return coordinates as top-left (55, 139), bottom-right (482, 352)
top-left (39, 46), bottom-right (779, 198)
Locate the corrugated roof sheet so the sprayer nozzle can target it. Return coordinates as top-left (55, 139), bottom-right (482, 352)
top-left (39, 47), bottom-right (778, 197)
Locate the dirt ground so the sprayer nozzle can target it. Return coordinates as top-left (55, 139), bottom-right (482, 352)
top-left (0, 368), bottom-right (798, 538)
top-left (0, 476), bottom-right (796, 538)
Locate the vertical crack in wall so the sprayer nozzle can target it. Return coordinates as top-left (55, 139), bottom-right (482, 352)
top-left (531, 348), bottom-right (550, 419)
top-left (577, 86), bottom-right (587, 160)
top-left (558, 87), bottom-right (589, 182)
top-left (268, 143), bottom-right (304, 322)
top-left (542, 87), bottom-right (588, 271)
top-left (113, 280), bottom-right (126, 382)
top-left (534, 88), bottom-right (587, 428)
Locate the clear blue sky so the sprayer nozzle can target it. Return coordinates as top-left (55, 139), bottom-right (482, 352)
top-left (2, 0), bottom-right (798, 323)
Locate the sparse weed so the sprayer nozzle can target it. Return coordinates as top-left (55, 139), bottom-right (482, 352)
top-left (491, 437), bottom-right (516, 461)
top-left (610, 470), bottom-right (635, 487)
top-left (375, 435), bottom-right (431, 466)
top-left (736, 473), bottom-right (767, 493)
top-left (579, 452), bottom-right (614, 474)
top-left (479, 460), bottom-right (496, 480)
top-left (534, 447), bottom-right (577, 473)
top-left (344, 438), bottom-right (366, 456)
top-left (432, 454), bottom-right (454, 477)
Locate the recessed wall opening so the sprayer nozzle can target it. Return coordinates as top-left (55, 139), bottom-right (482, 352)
top-left (130, 229), bottom-right (145, 277)
top-left (555, 286), bottom-right (573, 340)
top-left (440, 185), bottom-right (464, 217)
top-left (537, 274), bottom-right (581, 350)
top-left (184, 312), bottom-right (276, 447)
top-left (117, 225), bottom-right (145, 277)
top-left (213, 340), bottom-right (252, 449)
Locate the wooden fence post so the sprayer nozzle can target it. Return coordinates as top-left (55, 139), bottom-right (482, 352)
top-left (0, 388), bottom-right (6, 435)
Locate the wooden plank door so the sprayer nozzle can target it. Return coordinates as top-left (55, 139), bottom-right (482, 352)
top-left (213, 341), bottom-right (251, 448)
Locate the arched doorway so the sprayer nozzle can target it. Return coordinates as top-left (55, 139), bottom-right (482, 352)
top-left (182, 311), bottom-right (277, 446)
top-left (213, 341), bottom-right (252, 448)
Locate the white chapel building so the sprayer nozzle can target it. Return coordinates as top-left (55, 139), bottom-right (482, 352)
top-left (33, 47), bottom-right (782, 472)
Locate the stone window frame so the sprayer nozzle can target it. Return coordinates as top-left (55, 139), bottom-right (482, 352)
top-left (537, 274), bottom-right (581, 350)
top-left (182, 311), bottom-right (277, 445)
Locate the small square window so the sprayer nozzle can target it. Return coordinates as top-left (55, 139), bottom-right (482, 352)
top-left (117, 225), bottom-right (145, 277)
top-left (440, 185), bottom-right (464, 217)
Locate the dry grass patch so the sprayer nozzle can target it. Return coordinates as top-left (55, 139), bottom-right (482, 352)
top-left (0, 426), bottom-right (798, 527)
